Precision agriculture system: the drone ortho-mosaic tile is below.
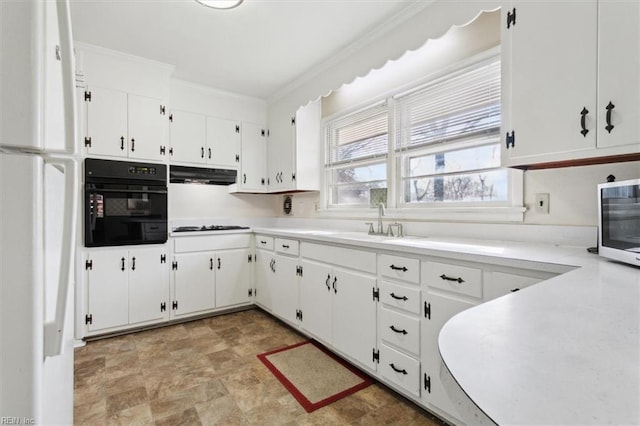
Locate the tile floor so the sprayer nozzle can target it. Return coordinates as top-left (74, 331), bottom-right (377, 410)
top-left (74, 308), bottom-right (445, 425)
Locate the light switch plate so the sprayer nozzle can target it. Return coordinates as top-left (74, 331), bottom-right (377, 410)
top-left (535, 193), bottom-right (550, 214)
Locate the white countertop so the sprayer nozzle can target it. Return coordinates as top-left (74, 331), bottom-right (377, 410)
top-left (252, 227), bottom-right (640, 425)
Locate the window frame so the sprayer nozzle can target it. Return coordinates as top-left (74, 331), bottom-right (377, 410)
top-left (320, 48), bottom-right (525, 222)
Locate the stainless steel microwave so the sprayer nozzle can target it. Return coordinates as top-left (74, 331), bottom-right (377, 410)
top-left (598, 178), bottom-right (640, 267)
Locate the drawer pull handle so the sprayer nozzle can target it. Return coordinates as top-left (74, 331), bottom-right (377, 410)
top-left (389, 264), bottom-right (408, 272)
top-left (282, 244), bottom-right (290, 249)
top-left (389, 363), bottom-right (408, 375)
top-left (390, 292), bottom-right (408, 301)
top-left (605, 101), bottom-right (615, 133)
top-left (260, 240), bottom-right (267, 244)
top-left (510, 288), bottom-right (520, 292)
top-left (440, 274), bottom-right (465, 284)
top-left (389, 325), bottom-right (408, 335)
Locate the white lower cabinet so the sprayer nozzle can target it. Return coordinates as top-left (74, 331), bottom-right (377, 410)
top-left (298, 243), bottom-right (378, 371)
top-left (271, 253), bottom-right (300, 325)
top-left (420, 289), bottom-right (476, 419)
top-left (171, 234), bottom-right (252, 319)
top-left (84, 246), bottom-right (169, 334)
top-left (255, 247), bottom-right (275, 311)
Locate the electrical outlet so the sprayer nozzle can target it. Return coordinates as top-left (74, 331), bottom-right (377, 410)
top-left (535, 193), bottom-right (550, 214)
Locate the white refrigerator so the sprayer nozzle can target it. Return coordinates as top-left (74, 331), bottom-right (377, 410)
top-left (0, 0), bottom-right (78, 424)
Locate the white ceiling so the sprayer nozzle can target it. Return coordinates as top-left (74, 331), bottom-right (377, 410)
top-left (70, 0), bottom-right (421, 100)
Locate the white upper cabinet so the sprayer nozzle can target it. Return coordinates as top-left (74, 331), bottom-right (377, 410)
top-left (169, 109), bottom-right (207, 164)
top-left (267, 99), bottom-right (321, 192)
top-left (85, 86), bottom-right (166, 161)
top-left (501, 0), bottom-right (639, 167)
top-left (206, 116), bottom-right (241, 168)
top-left (597, 0), bottom-right (640, 149)
top-left (238, 122), bottom-right (268, 192)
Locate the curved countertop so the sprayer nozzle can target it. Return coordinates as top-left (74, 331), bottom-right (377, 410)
top-left (251, 227), bottom-right (640, 425)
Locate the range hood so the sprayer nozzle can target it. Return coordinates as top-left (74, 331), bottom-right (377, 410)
top-left (169, 165), bottom-right (237, 185)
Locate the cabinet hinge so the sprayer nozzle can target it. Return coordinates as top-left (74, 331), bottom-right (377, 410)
top-left (85, 259), bottom-right (93, 270)
top-left (235, 154), bottom-right (240, 162)
top-left (261, 178), bottom-right (266, 186)
top-left (172, 261), bottom-right (178, 270)
top-left (424, 301), bottom-right (431, 320)
top-left (85, 314), bottom-right (93, 325)
top-left (424, 373), bottom-right (431, 393)
top-left (160, 105), bottom-right (166, 115)
top-left (248, 254), bottom-right (253, 263)
top-left (291, 173), bottom-right (296, 182)
top-left (506, 7), bottom-right (516, 29)
top-left (169, 114), bottom-right (173, 122)
top-left (372, 288), bottom-right (379, 301)
top-left (172, 301), bottom-right (178, 310)
top-left (296, 309), bottom-right (303, 321)
top-left (84, 137), bottom-right (92, 148)
top-left (254, 288), bottom-right (257, 297)
top-left (296, 266), bottom-right (303, 277)
top-left (160, 146), bottom-right (166, 155)
top-left (261, 129), bottom-right (266, 137)
top-left (235, 125), bottom-right (240, 133)
top-left (291, 117), bottom-right (296, 126)
top-left (160, 254), bottom-right (166, 263)
top-left (169, 147), bottom-right (174, 156)
top-left (84, 91), bottom-right (91, 102)
top-left (505, 130), bottom-right (515, 149)
top-left (248, 288), bottom-right (253, 297)
top-left (267, 129), bottom-right (270, 137)
top-left (160, 302), bottom-right (166, 312)
top-left (372, 348), bottom-right (380, 363)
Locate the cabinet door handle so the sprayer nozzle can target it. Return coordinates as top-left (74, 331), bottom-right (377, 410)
top-left (332, 276), bottom-right (337, 294)
top-left (389, 363), bottom-right (408, 375)
top-left (201, 147), bottom-right (205, 158)
top-left (120, 136), bottom-right (125, 151)
top-left (440, 274), bottom-right (465, 283)
top-left (130, 138), bottom-right (135, 152)
top-left (389, 264), bottom-right (408, 272)
top-left (131, 256), bottom-right (136, 271)
top-left (390, 292), bottom-right (408, 301)
top-left (243, 174), bottom-right (247, 184)
top-left (210, 258), bottom-right (213, 270)
top-left (325, 274), bottom-right (331, 291)
top-left (605, 101), bottom-right (615, 133)
top-left (580, 107), bottom-right (589, 137)
top-left (389, 325), bottom-right (408, 335)
top-left (121, 257), bottom-right (125, 271)
top-left (208, 148), bottom-right (212, 159)
top-left (217, 257), bottom-right (221, 270)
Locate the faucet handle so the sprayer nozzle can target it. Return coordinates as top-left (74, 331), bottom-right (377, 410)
top-left (389, 222), bottom-right (404, 238)
top-left (365, 222), bottom-right (375, 234)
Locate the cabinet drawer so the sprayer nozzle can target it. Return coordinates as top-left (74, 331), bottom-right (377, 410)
top-left (484, 271), bottom-right (541, 302)
top-left (275, 238), bottom-right (299, 255)
top-left (379, 344), bottom-right (420, 397)
top-left (380, 307), bottom-right (420, 356)
top-left (174, 234), bottom-right (251, 253)
top-left (423, 261), bottom-right (482, 298)
top-left (255, 235), bottom-right (274, 250)
top-left (379, 254), bottom-right (420, 283)
top-left (300, 242), bottom-right (376, 273)
top-left (379, 281), bottom-right (421, 315)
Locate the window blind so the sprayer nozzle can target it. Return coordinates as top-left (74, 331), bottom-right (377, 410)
top-left (395, 58), bottom-right (501, 150)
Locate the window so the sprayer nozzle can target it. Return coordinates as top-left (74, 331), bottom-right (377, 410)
top-left (395, 58), bottom-right (505, 205)
top-left (323, 53), bottom-right (522, 218)
top-left (325, 103), bottom-right (388, 207)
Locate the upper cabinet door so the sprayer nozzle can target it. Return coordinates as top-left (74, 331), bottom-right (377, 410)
top-left (239, 122), bottom-right (267, 192)
top-left (85, 86), bottom-right (128, 157)
top-left (501, 1), bottom-right (597, 165)
top-left (127, 94), bottom-right (164, 161)
top-left (597, 0), bottom-right (640, 149)
top-left (170, 109), bottom-right (206, 164)
top-left (206, 116), bottom-right (241, 168)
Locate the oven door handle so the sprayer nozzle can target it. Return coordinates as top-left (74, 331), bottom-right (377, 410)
top-left (86, 188), bottom-right (168, 195)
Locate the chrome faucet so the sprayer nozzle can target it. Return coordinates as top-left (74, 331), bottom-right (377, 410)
top-left (377, 202), bottom-right (385, 234)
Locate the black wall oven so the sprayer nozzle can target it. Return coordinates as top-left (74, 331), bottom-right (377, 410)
top-left (85, 158), bottom-right (168, 247)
